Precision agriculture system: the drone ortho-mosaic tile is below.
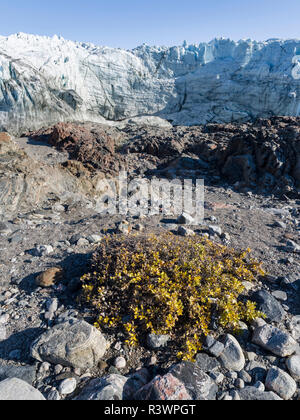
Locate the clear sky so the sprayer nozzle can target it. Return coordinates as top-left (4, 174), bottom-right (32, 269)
top-left (1, 0), bottom-right (300, 49)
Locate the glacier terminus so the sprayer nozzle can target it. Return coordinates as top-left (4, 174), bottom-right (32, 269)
top-left (0, 33), bottom-right (300, 133)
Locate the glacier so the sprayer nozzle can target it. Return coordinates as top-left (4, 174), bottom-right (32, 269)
top-left (0, 32), bottom-right (300, 134)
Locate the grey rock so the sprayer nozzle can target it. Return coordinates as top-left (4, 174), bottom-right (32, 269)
top-left (238, 386), bottom-right (282, 400)
top-left (31, 319), bottom-right (107, 369)
top-left (114, 357), bottom-right (126, 370)
top-left (229, 390), bottom-right (241, 400)
top-left (0, 378), bottom-right (45, 400)
top-left (58, 377), bottom-right (77, 395)
top-left (177, 213), bottom-right (195, 225)
top-left (253, 381), bottom-right (265, 392)
top-left (147, 334), bottom-right (170, 350)
top-left (0, 314), bottom-right (9, 324)
top-left (282, 274), bottom-right (300, 290)
top-left (274, 221), bottom-right (287, 229)
top-left (177, 226), bottom-right (195, 237)
top-left (219, 334), bottom-right (245, 372)
top-left (209, 225), bottom-right (222, 237)
top-left (32, 245), bottom-right (54, 257)
top-left (69, 234), bottom-right (82, 245)
top-left (251, 290), bottom-right (285, 323)
top-left (74, 374), bottom-right (128, 400)
top-left (204, 335), bottom-right (225, 358)
top-left (76, 238), bottom-right (89, 247)
top-left (170, 362), bottom-right (218, 400)
top-left (195, 353), bottom-right (220, 372)
top-left (222, 394), bottom-right (233, 401)
top-left (47, 389), bottom-right (61, 400)
top-left (234, 378), bottom-right (245, 389)
top-left (238, 370), bottom-right (252, 384)
top-left (226, 371), bottom-right (238, 380)
top-left (0, 364), bottom-right (37, 385)
top-left (265, 367), bottom-right (297, 400)
top-left (290, 316), bottom-right (300, 341)
top-left (286, 355), bottom-right (300, 381)
top-left (245, 361), bottom-right (267, 382)
top-left (87, 234), bottom-right (102, 244)
top-left (271, 291), bottom-right (287, 302)
top-left (252, 324), bottom-right (297, 357)
top-left (209, 371), bottom-right (224, 384)
top-left (0, 325), bottom-right (6, 341)
top-left (285, 240), bottom-right (300, 253)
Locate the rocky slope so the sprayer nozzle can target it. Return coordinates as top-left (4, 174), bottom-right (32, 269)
top-left (0, 33), bottom-right (300, 133)
top-left (0, 118), bottom-right (300, 400)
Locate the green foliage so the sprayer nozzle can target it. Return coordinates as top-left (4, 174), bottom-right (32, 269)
top-left (81, 233), bottom-right (264, 361)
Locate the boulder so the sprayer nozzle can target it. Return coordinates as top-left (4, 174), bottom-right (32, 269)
top-left (0, 378), bottom-right (45, 400)
top-left (265, 367), bottom-right (297, 400)
top-left (31, 319), bottom-right (107, 369)
top-left (252, 324), bottom-right (297, 357)
top-left (219, 334), bottom-right (245, 372)
top-left (251, 290), bottom-right (285, 322)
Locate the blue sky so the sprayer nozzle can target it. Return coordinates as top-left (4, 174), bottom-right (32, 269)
top-left (1, 0), bottom-right (300, 49)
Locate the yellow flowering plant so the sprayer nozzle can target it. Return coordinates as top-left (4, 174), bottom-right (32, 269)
top-left (81, 232), bottom-right (264, 361)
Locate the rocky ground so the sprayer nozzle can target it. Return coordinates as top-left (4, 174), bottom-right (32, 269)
top-left (0, 119), bottom-right (300, 400)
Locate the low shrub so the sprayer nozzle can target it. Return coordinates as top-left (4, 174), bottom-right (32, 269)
top-left (81, 233), bottom-right (264, 361)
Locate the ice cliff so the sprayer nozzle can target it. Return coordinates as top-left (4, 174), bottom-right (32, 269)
top-left (0, 33), bottom-right (300, 133)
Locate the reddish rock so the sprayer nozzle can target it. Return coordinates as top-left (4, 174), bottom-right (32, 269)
top-left (25, 122), bottom-right (127, 174)
top-left (134, 373), bottom-right (192, 401)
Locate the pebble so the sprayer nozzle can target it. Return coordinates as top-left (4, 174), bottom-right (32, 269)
top-left (234, 379), bottom-right (245, 389)
top-left (253, 381), bottom-right (265, 392)
top-left (0, 325), bottom-right (6, 341)
top-left (246, 352), bottom-right (257, 361)
top-left (209, 372), bottom-right (224, 385)
top-left (39, 362), bottom-right (51, 373)
top-left (87, 234), bottom-right (102, 244)
top-left (238, 370), bottom-right (252, 384)
top-left (54, 365), bottom-right (63, 375)
top-left (47, 389), bottom-right (61, 400)
top-left (204, 335), bottom-right (225, 358)
top-left (285, 240), bottom-right (300, 253)
top-left (177, 226), bottom-right (195, 237)
top-left (274, 221), bottom-right (287, 229)
top-left (209, 225), bottom-right (222, 237)
top-left (271, 290), bottom-right (288, 302)
top-left (77, 238), bottom-right (89, 247)
top-left (286, 355), bottom-right (300, 381)
top-left (219, 334), bottom-right (245, 372)
top-left (226, 371), bottom-right (238, 380)
top-left (58, 377), bottom-right (77, 395)
top-left (0, 314), bottom-right (9, 324)
top-left (114, 357), bottom-right (126, 370)
top-left (32, 245), bottom-right (54, 257)
top-left (147, 334), bottom-right (170, 350)
top-left (289, 316), bottom-right (300, 341)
